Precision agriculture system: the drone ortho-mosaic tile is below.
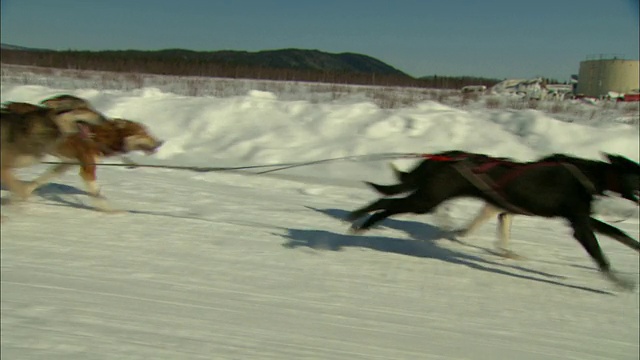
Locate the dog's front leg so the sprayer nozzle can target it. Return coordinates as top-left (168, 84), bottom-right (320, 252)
top-left (79, 160), bottom-right (122, 213)
top-left (569, 214), bottom-right (635, 291)
top-left (80, 162), bottom-right (109, 212)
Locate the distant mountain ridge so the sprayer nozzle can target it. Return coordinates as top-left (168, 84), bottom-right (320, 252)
top-left (1, 43), bottom-right (409, 77)
top-left (153, 48), bottom-right (409, 77)
top-left (1, 43), bottom-right (504, 88)
top-left (1, 43), bottom-right (50, 51)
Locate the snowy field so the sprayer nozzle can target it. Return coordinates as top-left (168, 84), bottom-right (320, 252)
top-left (1, 73), bottom-right (639, 360)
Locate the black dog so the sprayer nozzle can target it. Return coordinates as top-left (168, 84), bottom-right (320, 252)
top-left (374, 151), bottom-right (640, 256)
top-left (369, 151), bottom-right (526, 257)
top-left (348, 151), bottom-right (640, 289)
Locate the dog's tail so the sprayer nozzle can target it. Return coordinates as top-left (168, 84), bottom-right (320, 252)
top-left (390, 163), bottom-right (408, 181)
top-left (365, 163), bottom-right (418, 196)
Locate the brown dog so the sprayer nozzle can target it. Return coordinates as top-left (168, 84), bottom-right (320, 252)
top-left (25, 117), bottom-right (164, 212)
top-left (1, 101), bottom-right (108, 219)
top-left (4, 95), bottom-right (163, 212)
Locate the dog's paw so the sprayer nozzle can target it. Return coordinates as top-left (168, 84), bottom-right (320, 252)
top-left (348, 225), bottom-right (366, 235)
top-left (94, 205), bottom-right (126, 215)
top-left (21, 181), bottom-right (39, 198)
top-left (603, 271), bottom-right (637, 292)
top-left (448, 228), bottom-right (467, 238)
top-left (612, 279), bottom-right (636, 292)
top-left (9, 181), bottom-right (36, 201)
top-left (345, 213), bottom-right (360, 222)
top-left (91, 197), bottom-right (123, 214)
top-left (101, 208), bottom-right (127, 215)
top-left (495, 249), bottom-right (526, 260)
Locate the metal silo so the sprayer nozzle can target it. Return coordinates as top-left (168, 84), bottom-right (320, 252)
top-left (577, 56), bottom-right (639, 97)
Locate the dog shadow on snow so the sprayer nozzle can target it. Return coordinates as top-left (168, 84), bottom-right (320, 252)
top-left (2, 182), bottom-right (95, 210)
top-left (280, 207), bottom-right (614, 295)
top-left (28, 182), bottom-right (97, 210)
top-left (13, 183), bottom-right (209, 222)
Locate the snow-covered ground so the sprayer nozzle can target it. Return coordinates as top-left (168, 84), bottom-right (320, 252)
top-left (1, 76), bottom-right (639, 360)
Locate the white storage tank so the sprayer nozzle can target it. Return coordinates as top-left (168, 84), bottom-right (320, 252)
top-left (577, 57), bottom-right (639, 97)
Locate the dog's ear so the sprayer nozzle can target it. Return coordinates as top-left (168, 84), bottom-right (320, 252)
top-left (604, 153), bottom-right (640, 173)
top-left (602, 152), bottom-right (622, 165)
top-left (112, 118), bottom-right (130, 129)
top-left (52, 108), bottom-right (75, 116)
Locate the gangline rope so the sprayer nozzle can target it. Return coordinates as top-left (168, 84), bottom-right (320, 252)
top-left (40, 152), bottom-right (427, 175)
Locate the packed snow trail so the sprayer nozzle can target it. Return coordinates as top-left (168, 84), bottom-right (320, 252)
top-left (2, 166), bottom-right (638, 360)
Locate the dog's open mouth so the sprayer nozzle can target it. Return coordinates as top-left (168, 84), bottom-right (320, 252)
top-left (124, 137), bottom-right (164, 155)
top-left (143, 140), bottom-right (164, 155)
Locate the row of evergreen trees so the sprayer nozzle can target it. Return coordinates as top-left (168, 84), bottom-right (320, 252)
top-left (1, 49), bottom-right (504, 89)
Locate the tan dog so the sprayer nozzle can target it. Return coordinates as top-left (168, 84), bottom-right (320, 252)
top-left (1, 102), bottom-right (108, 219)
top-left (4, 95), bottom-right (163, 213)
top-left (25, 117), bottom-right (164, 212)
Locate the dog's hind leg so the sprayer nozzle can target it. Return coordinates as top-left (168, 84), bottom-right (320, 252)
top-left (24, 163), bottom-right (74, 197)
top-left (456, 203), bottom-right (502, 237)
top-left (455, 205), bottom-right (522, 259)
top-left (365, 181), bottom-right (413, 196)
top-left (1, 167), bottom-right (30, 201)
top-left (590, 217), bottom-right (640, 253)
top-left (569, 214), bottom-right (635, 290)
top-left (350, 207), bottom-right (411, 233)
top-left (350, 196), bottom-right (439, 233)
top-left (347, 197), bottom-right (402, 222)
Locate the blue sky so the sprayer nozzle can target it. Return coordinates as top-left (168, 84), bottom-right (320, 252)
top-left (1, 0), bottom-right (638, 81)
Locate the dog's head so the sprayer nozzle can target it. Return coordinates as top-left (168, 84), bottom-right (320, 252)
top-left (603, 153), bottom-right (640, 204)
top-left (112, 118), bottom-right (164, 155)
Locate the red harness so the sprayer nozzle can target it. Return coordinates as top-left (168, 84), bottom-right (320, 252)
top-left (482, 161), bottom-right (561, 190)
top-left (421, 153), bottom-right (535, 189)
top-left (420, 154), bottom-right (471, 162)
top-left (420, 153), bottom-right (575, 191)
